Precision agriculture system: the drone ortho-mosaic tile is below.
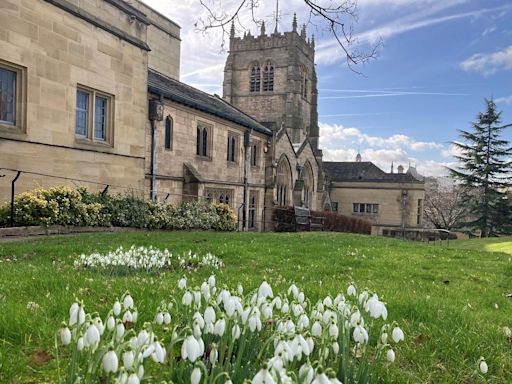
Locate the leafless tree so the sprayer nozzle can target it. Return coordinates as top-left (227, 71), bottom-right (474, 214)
top-left (196, 0), bottom-right (380, 72)
top-left (423, 177), bottom-right (467, 230)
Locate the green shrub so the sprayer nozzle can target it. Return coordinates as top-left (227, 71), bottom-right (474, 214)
top-left (0, 186), bottom-right (238, 232)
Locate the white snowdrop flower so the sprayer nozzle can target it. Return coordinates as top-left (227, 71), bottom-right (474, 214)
top-left (330, 378), bottom-right (342, 384)
top-left (298, 291), bottom-right (305, 304)
top-left (137, 365), bottom-right (144, 380)
top-left (224, 297), bottom-right (236, 317)
top-left (115, 322), bottom-right (125, 341)
top-left (93, 317), bottom-right (105, 335)
top-left (272, 296), bottom-right (282, 309)
top-left (311, 321), bottom-right (322, 337)
top-left (358, 291), bottom-right (369, 306)
top-left (214, 318), bottom-right (226, 336)
top-left (262, 303), bottom-right (273, 319)
top-left (299, 314), bottom-right (310, 329)
top-left (127, 373), bottom-right (139, 384)
top-left (113, 301), bottom-right (122, 316)
top-left (386, 349), bottom-right (395, 363)
top-left (163, 312), bottom-right (171, 325)
top-left (182, 335), bottom-right (201, 362)
top-left (198, 337), bottom-right (205, 356)
top-left (152, 341), bottom-right (166, 363)
top-left (123, 294), bottom-right (134, 310)
top-left (137, 329), bottom-right (150, 347)
top-left (204, 306), bottom-right (216, 324)
top-left (258, 281), bottom-right (273, 299)
top-left (142, 343), bottom-right (155, 359)
top-left (353, 325), bottom-right (368, 344)
top-left (237, 284), bottom-right (244, 295)
top-left (281, 301), bottom-right (289, 313)
top-left (107, 316), bottom-right (115, 331)
top-left (193, 291), bottom-right (201, 305)
top-left (122, 350), bottom-right (135, 370)
top-left (155, 312), bottom-right (164, 325)
top-left (288, 284), bottom-right (299, 298)
top-left (78, 307), bottom-right (86, 325)
top-left (323, 296), bottom-right (333, 307)
top-left (248, 315), bottom-right (258, 332)
top-left (84, 323), bottom-right (100, 347)
top-left (102, 349), bottom-right (119, 374)
top-left (69, 303), bottom-right (80, 326)
top-left (480, 359), bottom-right (488, 374)
top-left (347, 284), bottom-right (357, 296)
top-left (77, 337), bottom-right (84, 351)
top-left (350, 310), bottom-right (361, 327)
top-left (312, 372), bottom-right (330, 384)
top-left (191, 367), bottom-right (202, 384)
top-left (208, 275), bottom-right (216, 287)
top-left (232, 324), bottom-right (241, 339)
top-left (123, 310), bottom-right (133, 323)
top-left (392, 327), bottom-right (404, 343)
top-left (178, 277), bottom-right (187, 290)
top-left (299, 363), bottom-right (314, 384)
top-left (332, 341), bottom-right (339, 354)
top-left (182, 291), bottom-right (193, 306)
top-left (201, 282), bottom-right (210, 301)
top-left (225, 380), bottom-right (233, 384)
top-left (306, 337), bottom-right (314, 354)
top-left (297, 334), bottom-right (311, 356)
top-left (252, 367), bottom-right (276, 384)
top-left (381, 332), bottom-right (388, 344)
top-left (60, 327), bottom-right (72, 345)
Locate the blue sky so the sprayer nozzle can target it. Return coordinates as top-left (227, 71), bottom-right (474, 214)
top-left (141, 0), bottom-right (512, 176)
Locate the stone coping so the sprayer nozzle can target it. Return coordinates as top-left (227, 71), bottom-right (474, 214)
top-left (0, 225), bottom-right (135, 240)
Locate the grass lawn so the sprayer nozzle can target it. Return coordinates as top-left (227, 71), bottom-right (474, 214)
top-left (0, 231), bottom-right (511, 383)
top-left (448, 236), bottom-right (512, 256)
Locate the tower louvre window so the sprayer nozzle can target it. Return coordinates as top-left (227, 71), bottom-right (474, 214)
top-left (263, 64), bottom-right (274, 92)
top-left (250, 66), bottom-right (261, 92)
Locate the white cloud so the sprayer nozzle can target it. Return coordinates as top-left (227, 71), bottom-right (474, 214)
top-left (460, 45), bottom-right (512, 76)
top-left (495, 95), bottom-right (512, 105)
top-left (319, 122), bottom-right (443, 151)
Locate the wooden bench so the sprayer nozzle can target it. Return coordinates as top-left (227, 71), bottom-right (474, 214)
top-left (294, 206), bottom-right (325, 231)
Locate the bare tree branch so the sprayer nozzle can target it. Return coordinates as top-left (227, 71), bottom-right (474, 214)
top-left (196, 0), bottom-right (381, 72)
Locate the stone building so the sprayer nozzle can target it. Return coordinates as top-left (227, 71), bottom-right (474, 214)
top-left (0, 0), bottom-right (424, 232)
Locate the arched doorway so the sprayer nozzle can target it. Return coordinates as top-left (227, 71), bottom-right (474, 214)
top-left (276, 156), bottom-right (292, 206)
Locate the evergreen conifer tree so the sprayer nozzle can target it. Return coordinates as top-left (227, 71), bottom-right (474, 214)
top-left (449, 99), bottom-right (512, 236)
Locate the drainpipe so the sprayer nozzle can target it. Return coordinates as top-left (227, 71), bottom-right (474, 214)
top-left (148, 98), bottom-right (164, 201)
top-left (243, 129), bottom-right (253, 231)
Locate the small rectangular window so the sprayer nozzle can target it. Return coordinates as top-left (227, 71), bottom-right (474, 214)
top-left (0, 68), bottom-right (16, 125)
top-left (75, 86), bottom-right (113, 144)
top-left (251, 142), bottom-right (259, 167)
top-left (165, 116), bottom-right (173, 150)
top-left (332, 202), bottom-right (338, 212)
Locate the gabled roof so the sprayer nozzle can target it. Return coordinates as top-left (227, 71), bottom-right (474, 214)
top-left (323, 161), bottom-right (423, 183)
top-left (148, 70), bottom-right (272, 136)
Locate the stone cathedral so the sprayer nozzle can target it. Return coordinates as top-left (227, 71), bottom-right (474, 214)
top-left (0, 0), bottom-right (424, 233)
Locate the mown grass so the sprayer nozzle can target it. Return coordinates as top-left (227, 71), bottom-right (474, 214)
top-left (0, 231), bottom-right (510, 383)
top-left (448, 236), bottom-right (512, 256)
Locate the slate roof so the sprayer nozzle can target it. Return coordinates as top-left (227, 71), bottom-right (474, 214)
top-left (323, 161), bottom-right (423, 183)
top-left (148, 70), bottom-right (272, 136)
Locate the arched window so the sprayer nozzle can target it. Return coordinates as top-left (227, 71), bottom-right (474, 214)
top-left (250, 65), bottom-right (261, 92)
top-left (196, 124), bottom-right (210, 157)
top-left (263, 63), bottom-right (274, 92)
top-left (300, 67), bottom-right (308, 98)
top-left (302, 161), bottom-right (314, 208)
top-left (227, 134), bottom-right (237, 162)
top-left (276, 156), bottom-right (292, 206)
top-left (165, 116), bottom-right (173, 150)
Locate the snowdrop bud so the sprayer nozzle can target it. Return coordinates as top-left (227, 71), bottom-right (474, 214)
top-left (94, 317), bottom-right (105, 335)
top-left (127, 373), bottom-right (140, 384)
top-left (182, 291), bottom-right (193, 306)
top-left (107, 316), bottom-right (115, 331)
top-left (123, 311), bottom-right (133, 323)
top-left (329, 323), bottom-right (339, 339)
top-left (208, 275), bottom-right (216, 287)
top-left (153, 341), bottom-right (166, 363)
top-left (137, 365), bottom-right (144, 380)
top-left (178, 277), bottom-right (187, 290)
top-left (237, 284), bottom-right (243, 295)
top-left (225, 298), bottom-right (236, 317)
top-left (78, 307), bottom-right (86, 325)
top-left (298, 291), bottom-right (305, 304)
top-left (387, 349), bottom-right (395, 363)
top-left (69, 303), bottom-right (79, 326)
top-left (347, 284), bottom-right (357, 296)
top-left (163, 312), bottom-right (171, 325)
top-left (392, 327), bottom-right (404, 343)
top-left (191, 367), bottom-right (202, 384)
top-left (232, 324), bottom-right (241, 339)
top-left (194, 291), bottom-right (201, 305)
top-left (214, 319), bottom-right (226, 336)
top-left (155, 312), bottom-right (164, 325)
top-left (132, 311), bottom-right (138, 323)
top-left (113, 301), bottom-right (122, 316)
top-left (123, 350), bottom-right (135, 370)
top-left (323, 296), bottom-right (332, 307)
top-left (204, 306), bottom-right (216, 324)
top-left (381, 332), bottom-right (388, 344)
top-left (123, 294), bottom-right (134, 309)
top-left (60, 327), bottom-right (71, 345)
top-left (311, 321), bottom-right (322, 337)
top-left (332, 341), bottom-right (339, 354)
top-left (137, 330), bottom-right (150, 347)
top-left (479, 359), bottom-right (488, 374)
top-left (282, 302), bottom-right (289, 313)
top-left (77, 337), bottom-right (84, 351)
top-left (102, 349), bottom-right (119, 374)
top-left (299, 363), bottom-right (314, 384)
top-left (258, 281), bottom-right (273, 299)
top-left (116, 322), bottom-right (125, 341)
top-left (209, 345), bottom-right (218, 363)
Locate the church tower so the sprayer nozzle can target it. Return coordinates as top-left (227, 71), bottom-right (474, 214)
top-left (223, 15), bottom-right (320, 152)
